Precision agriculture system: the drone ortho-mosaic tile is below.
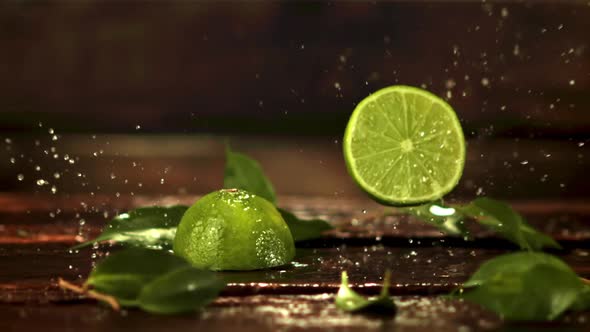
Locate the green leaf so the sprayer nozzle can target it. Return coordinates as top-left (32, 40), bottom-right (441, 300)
top-left (459, 252), bottom-right (585, 321)
top-left (399, 201), bottom-right (468, 236)
top-left (224, 144), bottom-right (276, 204)
top-left (402, 198), bottom-right (559, 251)
top-left (138, 266), bottom-right (225, 314)
top-left (278, 208), bottom-right (333, 242)
top-left (571, 284), bottom-right (590, 311)
top-left (458, 197), bottom-right (560, 250)
top-left (462, 252), bottom-right (573, 288)
top-left (86, 248), bottom-right (189, 306)
top-left (335, 271), bottom-right (396, 315)
top-left (73, 205), bottom-right (188, 250)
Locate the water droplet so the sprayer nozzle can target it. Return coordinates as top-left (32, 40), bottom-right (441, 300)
top-left (569, 80), bottom-right (575, 86)
top-left (135, 125), bottom-right (141, 130)
top-left (51, 186), bottom-right (57, 194)
top-left (17, 174), bottom-right (24, 181)
top-left (481, 78), bottom-right (490, 86)
top-left (160, 178), bottom-right (165, 184)
top-left (520, 160), bottom-right (529, 165)
top-left (53, 172), bottom-right (61, 179)
top-left (445, 79), bottom-right (456, 89)
top-left (36, 179), bottom-right (48, 186)
top-left (501, 7), bottom-right (509, 17)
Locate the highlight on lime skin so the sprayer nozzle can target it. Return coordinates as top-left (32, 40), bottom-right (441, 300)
top-left (173, 188), bottom-right (296, 271)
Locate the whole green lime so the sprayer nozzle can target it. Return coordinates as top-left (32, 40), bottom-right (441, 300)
top-left (173, 189), bottom-right (295, 271)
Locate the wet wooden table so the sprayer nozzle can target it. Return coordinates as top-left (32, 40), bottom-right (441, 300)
top-left (1, 135), bottom-right (589, 331)
top-left (1, 193), bottom-right (590, 332)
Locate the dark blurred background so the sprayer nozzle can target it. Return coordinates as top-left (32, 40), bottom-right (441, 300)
top-left (0, 1), bottom-right (588, 200)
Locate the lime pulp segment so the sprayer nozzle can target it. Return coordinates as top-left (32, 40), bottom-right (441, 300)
top-left (343, 85), bottom-right (465, 205)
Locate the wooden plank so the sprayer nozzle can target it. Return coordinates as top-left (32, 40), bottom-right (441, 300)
top-left (0, 193), bottom-right (589, 245)
top-left (2, 244), bottom-right (589, 303)
top-left (2, 295), bottom-right (590, 332)
top-left (1, 137), bottom-right (588, 200)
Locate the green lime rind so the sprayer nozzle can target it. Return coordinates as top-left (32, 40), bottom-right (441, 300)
top-left (173, 189), bottom-right (295, 271)
top-left (343, 85), bottom-right (465, 206)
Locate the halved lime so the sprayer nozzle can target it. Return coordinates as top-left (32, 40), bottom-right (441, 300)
top-left (343, 85), bottom-right (465, 206)
top-left (173, 189), bottom-right (295, 271)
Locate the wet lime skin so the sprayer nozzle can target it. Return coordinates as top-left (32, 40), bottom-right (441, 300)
top-left (173, 189), bottom-right (295, 271)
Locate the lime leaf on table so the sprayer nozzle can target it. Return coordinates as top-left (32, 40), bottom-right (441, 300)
top-left (173, 189), bottom-right (295, 271)
top-left (458, 197), bottom-right (560, 250)
top-left (335, 271), bottom-right (396, 315)
top-left (73, 205), bottom-right (188, 250)
top-left (458, 252), bottom-right (586, 321)
top-left (138, 266), bottom-right (225, 314)
top-left (461, 252), bottom-right (573, 288)
top-left (398, 201), bottom-right (467, 236)
top-left (343, 85), bottom-right (465, 206)
top-left (224, 144), bottom-right (276, 204)
top-left (278, 208), bottom-right (334, 242)
top-left (400, 198), bottom-right (558, 251)
top-left (86, 248), bottom-right (190, 306)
